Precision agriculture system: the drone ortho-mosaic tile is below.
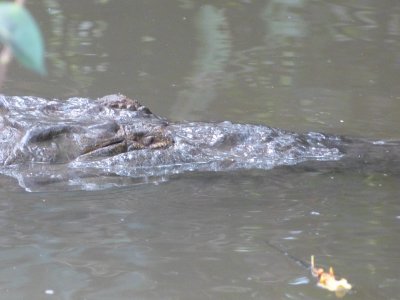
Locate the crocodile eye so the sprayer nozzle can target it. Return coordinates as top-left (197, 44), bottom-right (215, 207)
top-left (142, 136), bottom-right (154, 146)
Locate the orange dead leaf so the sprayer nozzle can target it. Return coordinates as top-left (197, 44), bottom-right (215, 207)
top-left (311, 255), bottom-right (352, 298)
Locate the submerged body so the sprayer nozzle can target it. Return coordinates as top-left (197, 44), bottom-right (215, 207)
top-left (0, 94), bottom-right (398, 191)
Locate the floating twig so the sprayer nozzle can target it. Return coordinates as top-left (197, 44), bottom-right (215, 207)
top-left (311, 255), bottom-right (352, 298)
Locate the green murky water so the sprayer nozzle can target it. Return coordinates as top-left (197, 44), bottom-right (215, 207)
top-left (1, 1), bottom-right (399, 299)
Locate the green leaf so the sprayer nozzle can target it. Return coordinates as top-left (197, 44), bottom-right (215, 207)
top-left (0, 3), bottom-right (46, 75)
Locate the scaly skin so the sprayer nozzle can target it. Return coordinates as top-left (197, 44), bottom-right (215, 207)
top-left (0, 94), bottom-right (398, 191)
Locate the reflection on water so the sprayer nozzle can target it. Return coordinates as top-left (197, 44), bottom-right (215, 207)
top-left (173, 5), bottom-right (232, 118)
top-left (1, 0), bottom-right (400, 299)
top-left (4, 0), bottom-right (399, 135)
top-left (40, 0), bottom-right (110, 94)
top-left (0, 171), bottom-right (399, 299)
top-left (46, 1), bottom-right (109, 80)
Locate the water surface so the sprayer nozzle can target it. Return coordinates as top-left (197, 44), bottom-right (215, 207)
top-left (1, 1), bottom-right (400, 299)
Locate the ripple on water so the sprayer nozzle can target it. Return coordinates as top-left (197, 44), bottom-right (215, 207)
top-left (211, 285), bottom-right (253, 293)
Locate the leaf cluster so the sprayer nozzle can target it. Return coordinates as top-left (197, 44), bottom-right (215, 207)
top-left (0, 2), bottom-right (45, 75)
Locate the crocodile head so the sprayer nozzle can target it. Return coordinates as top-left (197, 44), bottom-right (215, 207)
top-left (76, 125), bottom-right (174, 162)
top-left (2, 94), bottom-right (174, 165)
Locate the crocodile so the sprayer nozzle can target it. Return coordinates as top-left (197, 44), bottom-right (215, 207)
top-left (0, 94), bottom-right (398, 191)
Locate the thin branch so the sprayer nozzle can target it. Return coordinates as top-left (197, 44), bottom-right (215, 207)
top-left (15, 0), bottom-right (26, 6)
top-left (0, 46), bottom-right (13, 89)
top-left (0, 0), bottom-right (26, 88)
